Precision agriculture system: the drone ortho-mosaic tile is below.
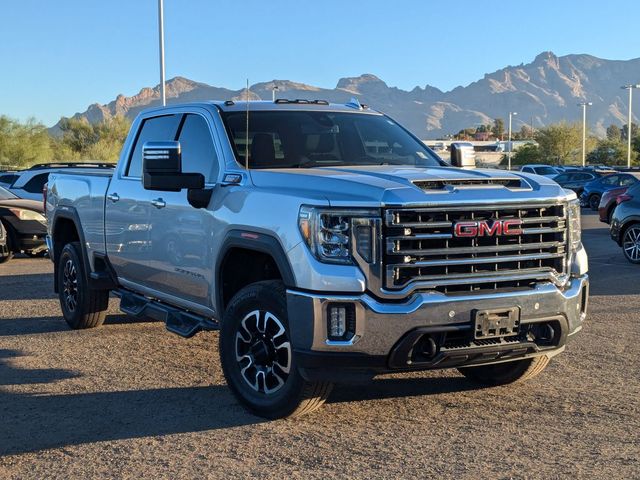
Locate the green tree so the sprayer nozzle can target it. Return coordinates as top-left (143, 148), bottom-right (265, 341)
top-left (492, 118), bottom-right (505, 140)
top-left (587, 139), bottom-right (635, 166)
top-left (55, 116), bottom-right (130, 162)
top-left (622, 122), bottom-right (639, 141)
top-left (606, 124), bottom-right (621, 142)
top-left (0, 116), bottom-right (52, 168)
top-left (501, 142), bottom-right (542, 166)
top-left (534, 122), bottom-right (584, 165)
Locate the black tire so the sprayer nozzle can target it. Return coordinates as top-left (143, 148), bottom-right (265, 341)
top-left (219, 280), bottom-right (333, 419)
top-left (621, 223), bottom-right (640, 264)
top-left (0, 223), bottom-right (15, 263)
top-left (457, 355), bottom-right (550, 386)
top-left (57, 241), bottom-right (109, 329)
top-left (588, 194), bottom-right (601, 211)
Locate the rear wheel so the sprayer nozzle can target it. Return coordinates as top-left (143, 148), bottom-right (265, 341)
top-left (588, 194), bottom-right (601, 210)
top-left (458, 356), bottom-right (550, 386)
top-left (622, 224), bottom-right (640, 264)
top-left (57, 241), bottom-right (109, 329)
top-left (219, 280), bottom-right (333, 419)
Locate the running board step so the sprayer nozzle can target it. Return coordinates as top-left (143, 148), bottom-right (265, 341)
top-left (118, 290), bottom-right (219, 338)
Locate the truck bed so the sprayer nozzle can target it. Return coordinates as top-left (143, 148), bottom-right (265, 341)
top-left (46, 171), bottom-right (113, 267)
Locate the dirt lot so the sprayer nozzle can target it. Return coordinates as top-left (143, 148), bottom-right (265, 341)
top-left (0, 212), bottom-right (638, 479)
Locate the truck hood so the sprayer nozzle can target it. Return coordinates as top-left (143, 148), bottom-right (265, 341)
top-left (249, 165), bottom-right (570, 207)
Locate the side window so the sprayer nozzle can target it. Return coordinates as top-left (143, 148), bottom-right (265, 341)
top-left (22, 173), bottom-right (49, 194)
top-left (0, 174), bottom-right (17, 186)
top-left (127, 114), bottom-right (181, 177)
top-left (619, 175), bottom-right (637, 187)
top-left (522, 167), bottom-right (533, 173)
top-left (177, 114), bottom-right (220, 182)
top-left (601, 175), bottom-right (618, 186)
top-left (555, 174), bottom-right (568, 182)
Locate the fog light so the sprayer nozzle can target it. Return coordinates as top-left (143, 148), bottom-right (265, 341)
top-left (327, 304), bottom-right (356, 341)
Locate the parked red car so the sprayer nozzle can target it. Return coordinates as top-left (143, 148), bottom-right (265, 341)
top-left (599, 186), bottom-right (628, 224)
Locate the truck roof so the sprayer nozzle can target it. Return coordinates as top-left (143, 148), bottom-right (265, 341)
top-left (198, 99), bottom-right (383, 114)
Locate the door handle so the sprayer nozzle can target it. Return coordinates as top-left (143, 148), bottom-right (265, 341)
top-left (107, 193), bottom-right (120, 203)
top-left (151, 198), bottom-right (166, 209)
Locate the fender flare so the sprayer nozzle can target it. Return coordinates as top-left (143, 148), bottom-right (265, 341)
top-left (215, 230), bottom-right (296, 310)
top-left (50, 207), bottom-right (90, 293)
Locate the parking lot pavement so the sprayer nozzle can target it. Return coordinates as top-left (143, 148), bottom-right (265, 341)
top-left (0, 211), bottom-right (638, 479)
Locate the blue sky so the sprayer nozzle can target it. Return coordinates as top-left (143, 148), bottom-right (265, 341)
top-left (2, 0), bottom-right (639, 125)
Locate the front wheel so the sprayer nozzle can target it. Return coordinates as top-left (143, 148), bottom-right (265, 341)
top-left (457, 355), bottom-right (550, 386)
top-left (622, 224), bottom-right (640, 264)
top-left (57, 242), bottom-right (109, 329)
top-left (219, 280), bottom-right (333, 419)
top-left (589, 194), bottom-right (601, 211)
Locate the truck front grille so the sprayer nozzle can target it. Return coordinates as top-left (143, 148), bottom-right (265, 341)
top-left (383, 204), bottom-right (567, 294)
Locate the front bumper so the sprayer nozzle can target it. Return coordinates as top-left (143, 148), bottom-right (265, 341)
top-left (17, 232), bottom-right (47, 253)
top-left (288, 275), bottom-right (589, 380)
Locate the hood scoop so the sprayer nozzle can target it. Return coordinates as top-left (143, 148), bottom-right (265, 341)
top-left (414, 177), bottom-right (531, 192)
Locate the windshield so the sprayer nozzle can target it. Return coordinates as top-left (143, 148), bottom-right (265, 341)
top-left (534, 167), bottom-right (557, 175)
top-left (221, 111), bottom-right (443, 169)
top-left (0, 186), bottom-right (18, 200)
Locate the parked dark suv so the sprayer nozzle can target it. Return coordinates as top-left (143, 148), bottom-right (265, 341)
top-left (580, 172), bottom-right (640, 210)
top-left (553, 170), bottom-right (599, 196)
top-left (610, 182), bottom-right (640, 264)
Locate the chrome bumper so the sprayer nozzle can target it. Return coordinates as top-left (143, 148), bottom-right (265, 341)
top-left (287, 274), bottom-right (589, 357)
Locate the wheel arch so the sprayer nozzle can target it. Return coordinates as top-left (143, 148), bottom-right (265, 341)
top-left (51, 208), bottom-right (85, 293)
top-left (216, 230), bottom-right (296, 313)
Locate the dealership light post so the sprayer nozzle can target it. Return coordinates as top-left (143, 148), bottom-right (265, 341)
top-left (621, 84), bottom-right (640, 168)
top-left (158, 0), bottom-right (166, 106)
top-left (577, 101), bottom-right (592, 167)
top-left (507, 111), bottom-right (517, 171)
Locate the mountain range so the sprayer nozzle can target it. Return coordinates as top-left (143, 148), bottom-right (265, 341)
top-left (54, 51), bottom-right (640, 139)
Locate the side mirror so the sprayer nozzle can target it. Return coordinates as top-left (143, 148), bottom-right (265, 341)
top-left (142, 141), bottom-right (204, 191)
top-left (450, 142), bottom-right (476, 169)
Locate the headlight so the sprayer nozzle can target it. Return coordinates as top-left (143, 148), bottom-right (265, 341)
top-left (8, 208), bottom-right (46, 224)
top-left (567, 199), bottom-right (581, 252)
top-left (298, 206), bottom-right (379, 264)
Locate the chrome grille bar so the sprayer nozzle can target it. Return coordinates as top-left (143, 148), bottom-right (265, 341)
top-left (383, 203), bottom-right (568, 293)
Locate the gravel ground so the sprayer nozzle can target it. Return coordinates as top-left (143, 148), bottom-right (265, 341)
top-left (0, 211), bottom-right (638, 479)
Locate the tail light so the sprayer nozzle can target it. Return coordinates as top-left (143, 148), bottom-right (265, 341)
top-left (617, 194), bottom-right (632, 204)
top-left (43, 183), bottom-right (48, 216)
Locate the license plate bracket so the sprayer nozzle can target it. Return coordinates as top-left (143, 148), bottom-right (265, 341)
top-left (474, 307), bottom-right (520, 339)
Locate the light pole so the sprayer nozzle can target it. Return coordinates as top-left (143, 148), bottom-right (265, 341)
top-left (158, 0), bottom-right (166, 106)
top-left (577, 102), bottom-right (592, 167)
top-left (508, 112), bottom-right (517, 170)
top-left (621, 84), bottom-right (640, 168)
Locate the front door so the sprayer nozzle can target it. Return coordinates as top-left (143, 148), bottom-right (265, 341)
top-left (145, 113), bottom-right (220, 310)
top-left (105, 113), bottom-right (182, 289)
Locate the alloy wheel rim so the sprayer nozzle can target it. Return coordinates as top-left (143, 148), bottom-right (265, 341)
top-left (62, 258), bottom-right (79, 312)
top-left (623, 227), bottom-right (640, 261)
top-left (235, 310), bottom-right (291, 395)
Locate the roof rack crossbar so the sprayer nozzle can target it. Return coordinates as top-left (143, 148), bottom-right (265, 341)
top-left (28, 162), bottom-right (116, 170)
top-left (273, 98), bottom-right (329, 105)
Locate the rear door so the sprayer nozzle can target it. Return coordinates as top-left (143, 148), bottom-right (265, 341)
top-left (145, 111), bottom-right (221, 310)
top-left (105, 114), bottom-right (181, 288)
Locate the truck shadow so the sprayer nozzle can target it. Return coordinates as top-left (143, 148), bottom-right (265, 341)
top-left (0, 314), bottom-right (156, 337)
top-left (0, 273), bottom-right (56, 301)
top-left (329, 375), bottom-right (480, 404)
top-left (0, 348), bottom-right (262, 455)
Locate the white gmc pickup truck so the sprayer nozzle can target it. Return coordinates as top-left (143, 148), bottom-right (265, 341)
top-left (46, 100), bottom-right (589, 418)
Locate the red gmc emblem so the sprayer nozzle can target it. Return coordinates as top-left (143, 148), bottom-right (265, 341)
top-left (453, 219), bottom-right (523, 237)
